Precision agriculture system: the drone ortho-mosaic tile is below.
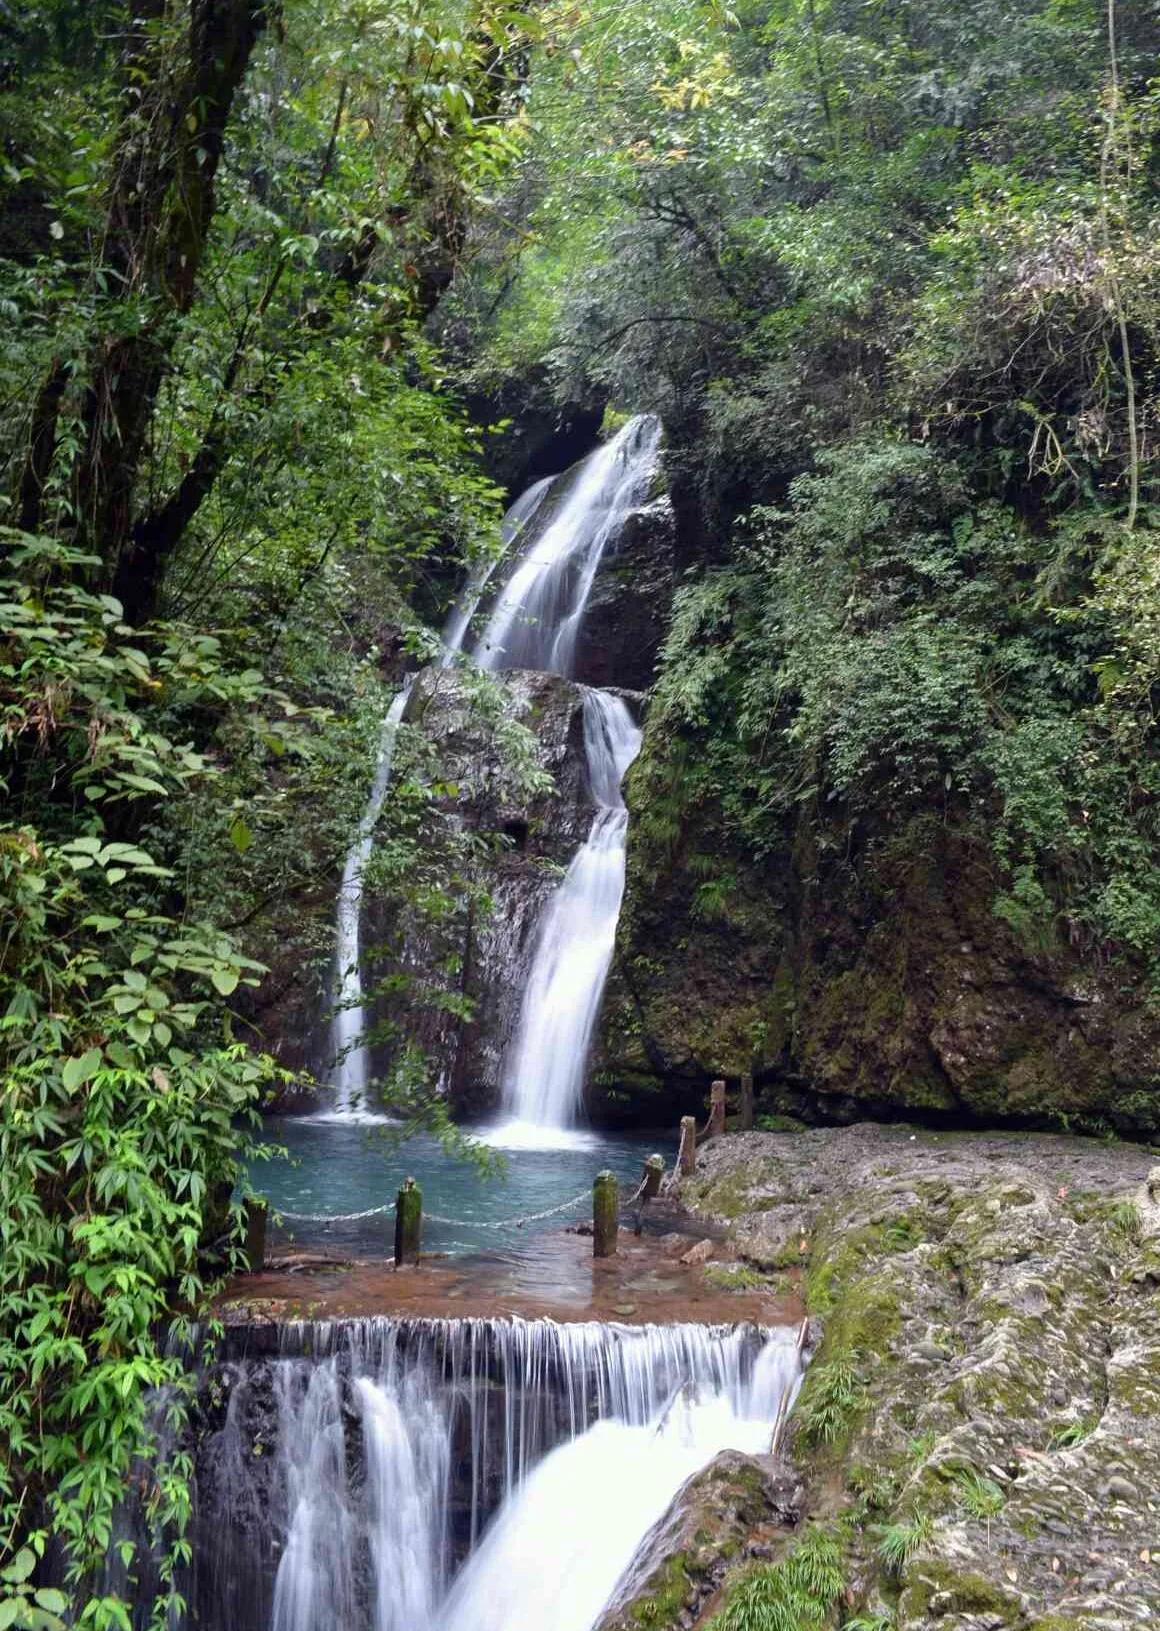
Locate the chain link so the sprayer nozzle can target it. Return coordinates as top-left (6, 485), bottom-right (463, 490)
top-left (275, 1186), bottom-right (595, 1231)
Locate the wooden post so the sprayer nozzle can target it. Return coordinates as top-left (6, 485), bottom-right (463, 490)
top-left (642, 1154), bottom-right (665, 1199)
top-left (678, 1115), bottom-right (697, 1176)
top-left (739, 1072), bottom-right (755, 1132)
top-left (633, 1154), bottom-right (666, 1237)
top-left (394, 1176), bottom-right (422, 1267)
top-left (707, 1079), bottom-right (727, 1140)
top-left (593, 1170), bottom-right (619, 1258)
top-left (243, 1198), bottom-right (267, 1273)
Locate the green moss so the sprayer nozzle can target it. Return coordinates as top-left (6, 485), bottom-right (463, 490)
top-left (900, 1562), bottom-right (1023, 1620)
top-left (627, 1553), bottom-right (691, 1627)
top-left (756, 1112), bottom-right (809, 1133)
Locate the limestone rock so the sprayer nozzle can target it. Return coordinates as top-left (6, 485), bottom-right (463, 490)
top-left (680, 1126), bottom-right (1160, 1631)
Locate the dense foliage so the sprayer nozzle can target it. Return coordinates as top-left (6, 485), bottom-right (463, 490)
top-left (1, 0), bottom-right (532, 1620)
top-left (444, 0), bottom-right (1159, 984)
top-left (2, 0), bottom-right (1159, 1621)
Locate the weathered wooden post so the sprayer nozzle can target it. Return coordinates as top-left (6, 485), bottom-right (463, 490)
top-left (678, 1115), bottom-right (697, 1175)
top-left (739, 1072), bottom-right (755, 1132)
top-left (394, 1176), bottom-right (422, 1267)
top-left (707, 1079), bottom-right (727, 1140)
top-left (633, 1153), bottom-right (666, 1236)
top-left (593, 1169), bottom-right (619, 1258)
top-left (243, 1198), bottom-right (267, 1273)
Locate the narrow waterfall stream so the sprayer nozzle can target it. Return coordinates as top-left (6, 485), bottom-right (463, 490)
top-left (190, 1316), bottom-right (803, 1631)
top-left (327, 478), bottom-right (554, 1116)
top-left (327, 413), bottom-right (660, 1127)
top-left (475, 414), bottom-right (661, 1143)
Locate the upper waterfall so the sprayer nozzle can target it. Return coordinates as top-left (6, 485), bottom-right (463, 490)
top-left (326, 477), bottom-right (554, 1117)
top-left (473, 415), bottom-right (661, 678)
top-left (326, 413), bottom-right (660, 1122)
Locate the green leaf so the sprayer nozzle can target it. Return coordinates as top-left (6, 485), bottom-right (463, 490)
top-left (2, 1549), bottom-right (36, 1584)
top-left (62, 836), bottom-right (103, 856)
top-left (210, 968), bottom-right (239, 996)
top-left (61, 1048), bottom-right (102, 1091)
top-left (33, 1590), bottom-right (68, 1615)
top-left (228, 816), bottom-right (254, 854)
top-left (0, 1599), bottom-right (19, 1631)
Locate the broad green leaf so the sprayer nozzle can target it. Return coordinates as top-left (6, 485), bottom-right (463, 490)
top-left (61, 1049), bottom-right (102, 1091)
top-left (228, 816), bottom-right (254, 854)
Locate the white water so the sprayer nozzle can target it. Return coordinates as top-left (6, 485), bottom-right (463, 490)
top-left (327, 413), bottom-right (659, 1125)
top-left (474, 416), bottom-right (661, 676)
top-left (326, 480), bottom-right (554, 1117)
top-left (245, 1317), bottom-right (801, 1631)
top-left (477, 414), bottom-right (660, 1147)
top-left (484, 691), bottom-right (641, 1149)
top-left (439, 1397), bottom-right (771, 1631)
top-left (327, 678), bottom-right (415, 1119)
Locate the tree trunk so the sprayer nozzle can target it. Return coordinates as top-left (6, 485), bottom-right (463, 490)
top-left (67, 0), bottom-right (274, 616)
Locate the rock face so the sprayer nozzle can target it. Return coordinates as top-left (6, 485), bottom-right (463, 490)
top-left (678, 1125), bottom-right (1160, 1631)
top-left (604, 813), bottom-right (1160, 1134)
top-left (594, 1450), bottom-right (803, 1631)
top-left (573, 496), bottom-right (677, 693)
top-left (361, 665), bottom-right (596, 1114)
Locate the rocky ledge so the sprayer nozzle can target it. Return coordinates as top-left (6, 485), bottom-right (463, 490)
top-left (608, 1123), bottom-right (1160, 1630)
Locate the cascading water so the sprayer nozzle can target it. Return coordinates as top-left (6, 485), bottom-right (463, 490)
top-left (474, 416), bottom-right (661, 677)
top-left (486, 691), bottom-right (641, 1147)
top-left (474, 413), bottom-right (661, 1144)
top-left (327, 413), bottom-right (659, 1124)
top-left (189, 1316), bottom-right (803, 1631)
top-left (326, 479), bottom-right (554, 1118)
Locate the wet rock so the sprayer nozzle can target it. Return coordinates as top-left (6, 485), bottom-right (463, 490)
top-left (360, 666), bottom-right (598, 1114)
top-left (573, 496), bottom-right (676, 692)
top-left (594, 1451), bottom-right (802, 1631)
top-left (604, 800), bottom-right (1160, 1133)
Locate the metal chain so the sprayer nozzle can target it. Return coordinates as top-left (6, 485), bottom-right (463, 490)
top-left (275, 1186), bottom-right (594, 1230)
top-left (276, 1202), bottom-right (394, 1224)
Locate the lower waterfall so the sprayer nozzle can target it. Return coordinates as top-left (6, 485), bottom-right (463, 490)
top-left (189, 1317), bottom-right (802, 1631)
top-left (486, 690), bottom-right (642, 1148)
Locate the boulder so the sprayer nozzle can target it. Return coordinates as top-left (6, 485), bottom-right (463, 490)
top-left (594, 1450), bottom-right (802, 1631)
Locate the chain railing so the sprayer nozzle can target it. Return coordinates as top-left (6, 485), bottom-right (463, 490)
top-left (275, 1186), bottom-right (594, 1231)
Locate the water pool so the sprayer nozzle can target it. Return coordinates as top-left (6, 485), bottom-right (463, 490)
top-left (250, 1117), bottom-right (669, 1258)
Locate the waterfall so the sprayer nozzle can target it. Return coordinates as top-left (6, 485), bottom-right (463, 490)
top-left (189, 1317), bottom-right (802, 1631)
top-left (474, 416), bottom-right (661, 677)
top-left (325, 480), bottom-right (554, 1118)
top-left (475, 413), bottom-right (661, 1144)
top-left (325, 413), bottom-right (660, 1122)
top-left (327, 678), bottom-right (416, 1120)
top-left (486, 692), bottom-right (641, 1147)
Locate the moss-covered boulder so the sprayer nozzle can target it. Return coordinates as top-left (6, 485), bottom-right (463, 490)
top-left (679, 1126), bottom-right (1160, 1630)
top-left (594, 1450), bottom-right (802, 1631)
